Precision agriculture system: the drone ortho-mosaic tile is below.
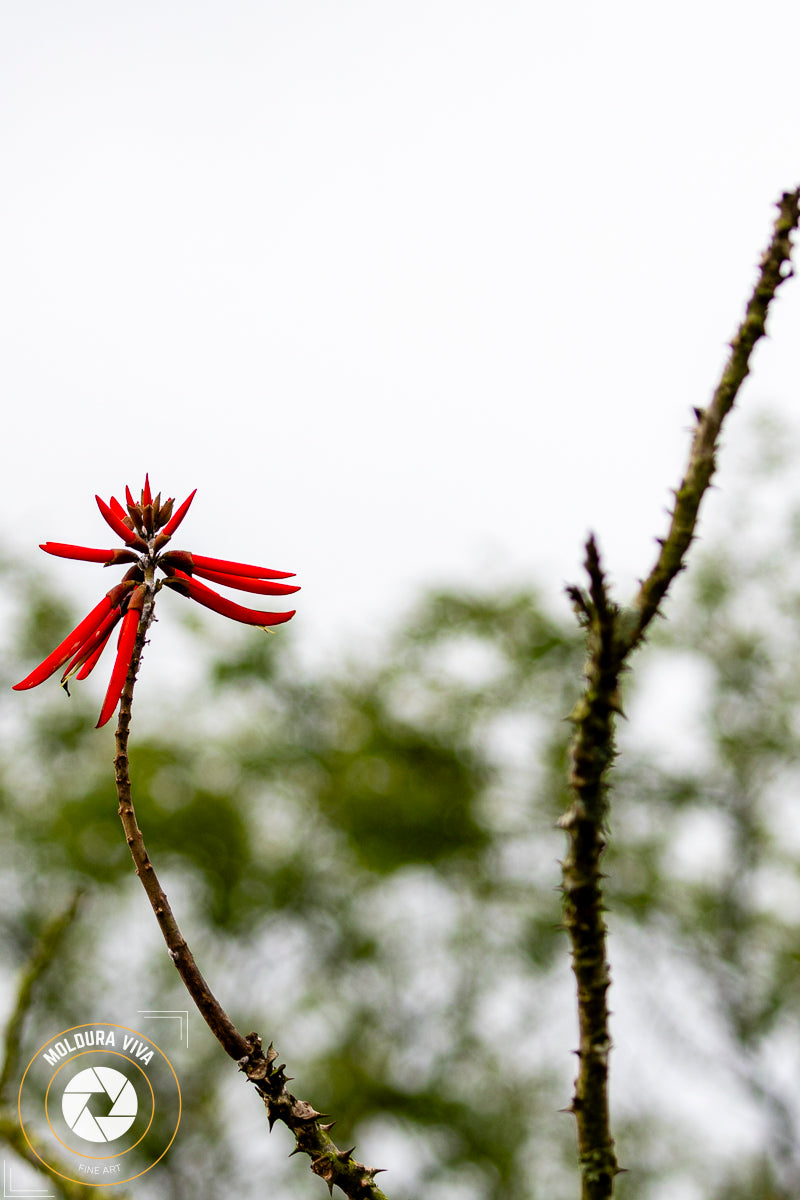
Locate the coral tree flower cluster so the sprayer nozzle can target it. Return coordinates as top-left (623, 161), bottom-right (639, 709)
top-left (13, 478), bottom-right (298, 727)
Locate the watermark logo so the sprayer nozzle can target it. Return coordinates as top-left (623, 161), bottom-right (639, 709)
top-left (18, 1023), bottom-right (181, 1187)
top-left (61, 1066), bottom-right (138, 1143)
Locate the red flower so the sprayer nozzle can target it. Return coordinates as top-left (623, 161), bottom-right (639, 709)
top-left (13, 478), bottom-right (298, 727)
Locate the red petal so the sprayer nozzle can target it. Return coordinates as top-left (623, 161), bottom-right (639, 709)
top-left (96, 495), bottom-right (141, 546)
top-left (190, 564), bottom-right (300, 596)
top-left (142, 475), bottom-right (152, 507)
top-left (190, 553), bottom-right (295, 580)
top-left (125, 485), bottom-right (136, 508)
top-left (76, 627), bottom-right (115, 680)
top-left (40, 543), bottom-right (118, 564)
top-left (109, 496), bottom-right (130, 523)
top-left (61, 607), bottom-right (122, 682)
top-left (12, 581), bottom-right (136, 692)
top-left (76, 625), bottom-right (116, 680)
top-left (161, 489), bottom-right (197, 538)
top-left (165, 574), bottom-right (295, 626)
top-left (96, 587), bottom-right (145, 727)
top-left (13, 595), bottom-right (115, 690)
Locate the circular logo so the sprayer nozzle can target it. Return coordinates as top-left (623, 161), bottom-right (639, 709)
top-left (61, 1066), bottom-right (139, 1143)
top-left (18, 1023), bottom-right (181, 1187)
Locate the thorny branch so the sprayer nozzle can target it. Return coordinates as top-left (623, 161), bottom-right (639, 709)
top-left (626, 190), bottom-right (800, 654)
top-left (114, 592), bottom-right (390, 1199)
top-left (559, 188), bottom-right (800, 1200)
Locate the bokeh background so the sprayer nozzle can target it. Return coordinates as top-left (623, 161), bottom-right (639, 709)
top-left (3, 3), bottom-right (800, 1198)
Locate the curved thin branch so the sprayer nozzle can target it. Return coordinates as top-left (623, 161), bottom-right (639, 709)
top-left (113, 593), bottom-right (390, 1199)
top-left (0, 1117), bottom-right (113, 1200)
top-left (0, 891), bottom-right (82, 1104)
top-left (0, 894), bottom-right (127, 1199)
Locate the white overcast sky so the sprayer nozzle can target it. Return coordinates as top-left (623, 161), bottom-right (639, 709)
top-left (3, 0), bottom-right (800, 664)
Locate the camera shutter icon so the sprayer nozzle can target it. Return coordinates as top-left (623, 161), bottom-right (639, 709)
top-left (61, 1066), bottom-right (138, 1142)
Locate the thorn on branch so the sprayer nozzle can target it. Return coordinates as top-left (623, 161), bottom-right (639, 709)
top-left (566, 584), bottom-right (592, 623)
top-left (584, 534), bottom-right (613, 623)
top-left (293, 1101), bottom-right (327, 1121)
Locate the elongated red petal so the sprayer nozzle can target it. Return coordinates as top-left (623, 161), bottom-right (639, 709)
top-left (165, 573), bottom-right (295, 626)
top-left (161, 489), bottom-right (197, 538)
top-left (12, 581), bottom-right (136, 692)
top-left (190, 553), bottom-right (295, 580)
top-left (40, 543), bottom-right (118, 564)
top-left (142, 475), bottom-right (152, 507)
top-left (61, 607), bottom-right (122, 682)
top-left (77, 626), bottom-right (116, 680)
top-left (125, 485), bottom-right (136, 507)
top-left (96, 495), bottom-right (141, 546)
top-left (109, 496), bottom-right (129, 523)
top-left (189, 564), bottom-right (300, 595)
top-left (12, 595), bottom-right (115, 690)
top-left (96, 588), bottom-right (145, 727)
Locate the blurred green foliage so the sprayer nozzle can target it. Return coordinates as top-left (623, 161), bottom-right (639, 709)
top-left (3, 434), bottom-right (800, 1199)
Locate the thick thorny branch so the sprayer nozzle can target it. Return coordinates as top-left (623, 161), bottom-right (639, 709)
top-left (561, 538), bottom-right (622, 1199)
top-left (114, 600), bottom-right (390, 1199)
top-left (560, 188), bottom-right (800, 1200)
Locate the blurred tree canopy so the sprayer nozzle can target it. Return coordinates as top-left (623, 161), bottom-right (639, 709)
top-left (2, 420), bottom-right (800, 1199)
